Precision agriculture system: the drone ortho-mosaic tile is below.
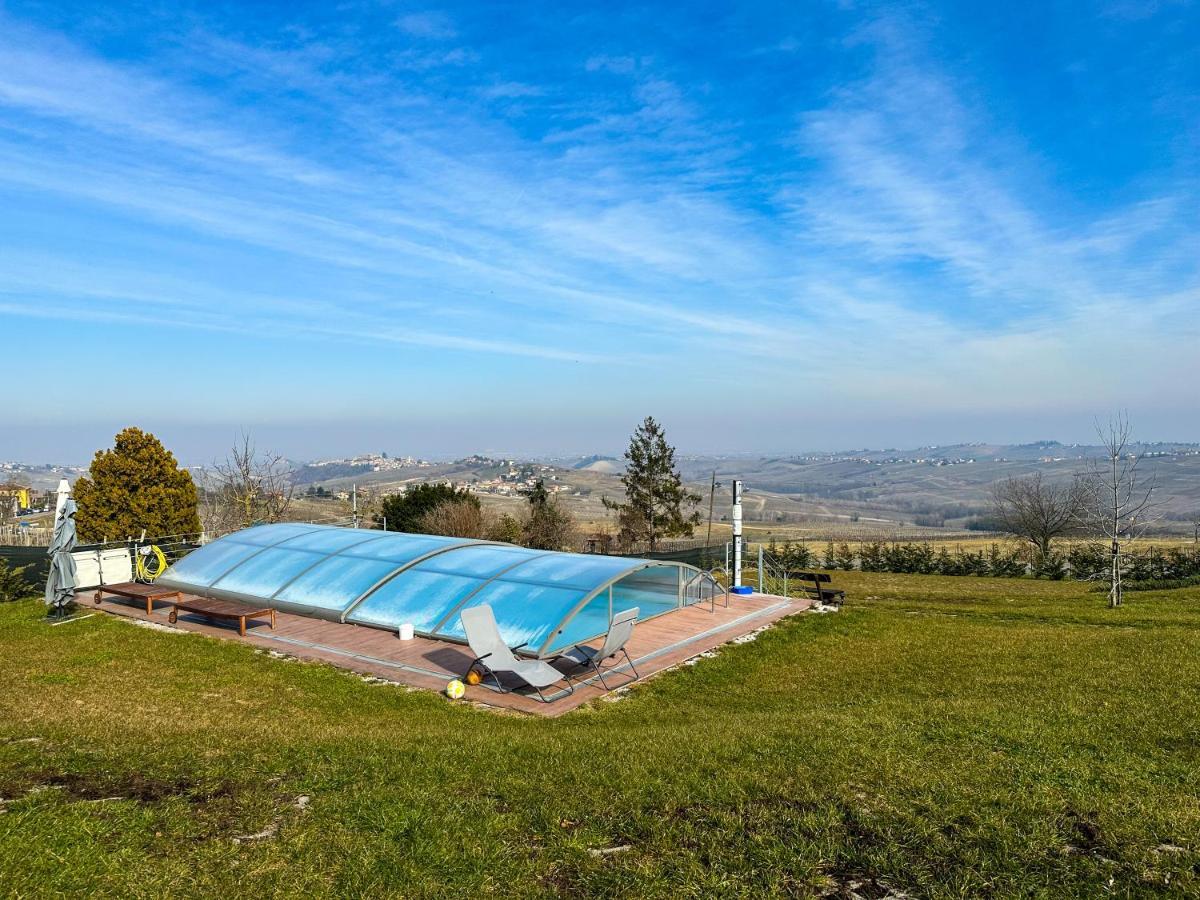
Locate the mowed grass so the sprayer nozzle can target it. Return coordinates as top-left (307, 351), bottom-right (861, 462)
top-left (3, 574), bottom-right (1200, 898)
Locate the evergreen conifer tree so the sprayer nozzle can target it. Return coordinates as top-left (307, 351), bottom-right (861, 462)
top-left (603, 417), bottom-right (700, 551)
top-left (74, 427), bottom-right (201, 543)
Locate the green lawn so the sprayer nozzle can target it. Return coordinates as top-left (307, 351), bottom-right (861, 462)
top-left (3, 573), bottom-right (1199, 898)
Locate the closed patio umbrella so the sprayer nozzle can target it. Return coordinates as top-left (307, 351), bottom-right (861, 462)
top-left (45, 498), bottom-right (78, 618)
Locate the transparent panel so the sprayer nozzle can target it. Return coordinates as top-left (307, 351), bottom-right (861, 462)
top-left (275, 556), bottom-right (398, 611)
top-left (347, 570), bottom-right (484, 631)
top-left (417, 545), bottom-right (543, 578)
top-left (211, 547), bottom-right (325, 597)
top-left (438, 581), bottom-right (588, 650)
top-left (340, 534), bottom-right (468, 565)
top-left (612, 566), bottom-right (680, 619)
top-left (160, 540), bottom-right (265, 588)
top-left (226, 523), bottom-right (323, 546)
top-left (499, 552), bottom-right (640, 590)
top-left (547, 590), bottom-right (612, 653)
top-left (276, 529), bottom-right (386, 554)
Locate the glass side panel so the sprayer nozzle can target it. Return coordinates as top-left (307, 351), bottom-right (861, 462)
top-left (347, 570), bottom-right (484, 632)
top-left (498, 552), bottom-right (641, 590)
top-left (226, 523), bottom-right (323, 546)
top-left (160, 540), bottom-right (266, 588)
top-left (211, 547), bottom-right (325, 597)
top-left (276, 528), bottom-right (385, 554)
top-left (545, 566), bottom-right (680, 653)
top-left (340, 534), bottom-right (467, 564)
top-left (546, 591), bottom-right (612, 653)
top-left (274, 556), bottom-right (398, 611)
top-left (438, 581), bottom-right (588, 650)
top-left (611, 566), bottom-right (680, 620)
top-left (415, 545), bottom-right (543, 578)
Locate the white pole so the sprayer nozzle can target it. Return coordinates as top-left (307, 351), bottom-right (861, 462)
top-left (54, 478), bottom-right (71, 519)
top-left (732, 479), bottom-right (743, 588)
top-left (352, 484), bottom-right (358, 528)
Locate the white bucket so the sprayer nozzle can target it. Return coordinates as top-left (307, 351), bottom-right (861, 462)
top-left (398, 623), bottom-right (415, 641)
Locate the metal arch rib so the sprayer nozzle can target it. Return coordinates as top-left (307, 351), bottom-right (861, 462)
top-left (263, 530), bottom-right (391, 602)
top-left (424, 550), bottom-right (558, 635)
top-left (337, 540), bottom-right (511, 623)
top-left (170, 523), bottom-right (327, 597)
top-left (532, 560), bottom-right (703, 658)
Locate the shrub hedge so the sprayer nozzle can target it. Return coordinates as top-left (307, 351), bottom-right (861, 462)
top-left (762, 539), bottom-right (1200, 583)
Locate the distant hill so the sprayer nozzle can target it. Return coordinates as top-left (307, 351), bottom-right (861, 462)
top-left (274, 441), bottom-right (1200, 532)
top-left (0, 462), bottom-right (86, 491)
top-left (672, 442), bottom-right (1200, 526)
top-left (291, 462), bottom-right (374, 485)
top-left (17, 438), bottom-right (1197, 538)
top-left (572, 455), bottom-right (621, 474)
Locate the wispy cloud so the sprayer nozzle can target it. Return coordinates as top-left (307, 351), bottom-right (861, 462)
top-left (0, 16), bottom-right (795, 363)
top-left (584, 55), bottom-right (639, 75)
top-left (0, 4), bottom-right (1196, 447)
top-left (396, 11), bottom-right (458, 40)
top-left (479, 81), bottom-right (543, 100)
top-left (782, 14), bottom-right (1199, 332)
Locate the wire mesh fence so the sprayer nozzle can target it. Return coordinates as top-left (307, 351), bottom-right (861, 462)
top-left (0, 513), bottom-right (362, 588)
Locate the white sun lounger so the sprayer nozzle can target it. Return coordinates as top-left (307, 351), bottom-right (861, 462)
top-left (460, 604), bottom-right (575, 702)
top-left (554, 607), bottom-right (640, 689)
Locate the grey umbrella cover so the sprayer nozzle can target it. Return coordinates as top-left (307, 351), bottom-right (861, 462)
top-left (45, 498), bottom-right (78, 611)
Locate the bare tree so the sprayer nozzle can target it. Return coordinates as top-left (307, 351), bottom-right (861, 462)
top-left (523, 492), bottom-right (577, 551)
top-left (1078, 413), bottom-right (1160, 608)
top-left (417, 499), bottom-right (487, 539)
top-left (990, 472), bottom-right (1088, 559)
top-left (485, 512), bottom-right (525, 544)
top-left (203, 432), bottom-right (295, 532)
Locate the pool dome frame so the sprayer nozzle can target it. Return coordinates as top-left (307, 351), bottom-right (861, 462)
top-left (157, 523), bottom-right (724, 658)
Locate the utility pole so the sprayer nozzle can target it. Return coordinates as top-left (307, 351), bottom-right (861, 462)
top-left (706, 471), bottom-right (719, 547)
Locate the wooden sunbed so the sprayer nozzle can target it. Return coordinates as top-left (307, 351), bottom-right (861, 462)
top-left (94, 582), bottom-right (182, 615)
top-left (167, 597), bottom-right (275, 636)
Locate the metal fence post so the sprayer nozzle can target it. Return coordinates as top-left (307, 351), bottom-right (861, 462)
top-left (758, 545), bottom-right (764, 593)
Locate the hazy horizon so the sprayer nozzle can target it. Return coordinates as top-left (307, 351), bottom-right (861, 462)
top-left (5, 414), bottom-right (1199, 468)
top-left (2, 3), bottom-right (1197, 460)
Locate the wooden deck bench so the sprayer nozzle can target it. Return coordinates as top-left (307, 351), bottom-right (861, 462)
top-left (94, 582), bottom-right (182, 616)
top-left (792, 572), bottom-right (846, 606)
top-left (168, 597), bottom-right (275, 636)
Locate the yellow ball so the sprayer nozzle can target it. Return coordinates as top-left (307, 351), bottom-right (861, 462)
top-left (445, 679), bottom-right (466, 700)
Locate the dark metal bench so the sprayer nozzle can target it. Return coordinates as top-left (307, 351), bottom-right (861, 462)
top-left (792, 572), bottom-right (845, 606)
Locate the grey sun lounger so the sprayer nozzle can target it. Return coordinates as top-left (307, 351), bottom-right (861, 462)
top-left (460, 604), bottom-right (575, 703)
top-left (555, 607), bottom-right (640, 689)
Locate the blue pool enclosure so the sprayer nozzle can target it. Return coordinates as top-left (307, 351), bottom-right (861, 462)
top-left (157, 524), bottom-right (724, 658)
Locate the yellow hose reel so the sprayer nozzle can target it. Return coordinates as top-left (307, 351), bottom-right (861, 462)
top-left (135, 545), bottom-right (168, 582)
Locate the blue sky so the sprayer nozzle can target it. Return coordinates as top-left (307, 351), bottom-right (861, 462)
top-left (1, 1), bottom-right (1197, 463)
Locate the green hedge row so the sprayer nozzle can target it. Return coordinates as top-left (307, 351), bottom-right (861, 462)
top-left (762, 540), bottom-right (1200, 583)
